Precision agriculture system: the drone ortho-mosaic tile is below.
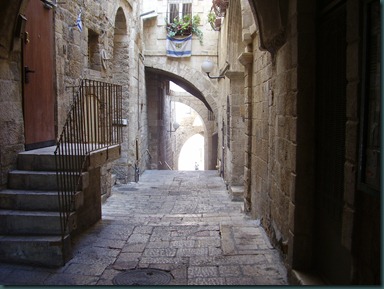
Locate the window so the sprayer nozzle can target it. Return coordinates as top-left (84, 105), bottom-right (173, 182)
top-left (168, 0), bottom-right (192, 23)
top-left (358, 0), bottom-right (380, 194)
top-left (88, 29), bottom-right (100, 71)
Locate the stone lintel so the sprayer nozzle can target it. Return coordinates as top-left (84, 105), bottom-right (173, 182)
top-left (225, 70), bottom-right (244, 80)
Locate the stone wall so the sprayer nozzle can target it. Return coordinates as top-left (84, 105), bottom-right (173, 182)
top-left (54, 0), bottom-right (147, 183)
top-left (146, 72), bottom-right (172, 170)
top-left (0, 49), bottom-right (25, 189)
top-left (238, 0), bottom-right (380, 284)
top-left (0, 0), bottom-right (146, 188)
top-left (0, 1), bottom-right (30, 189)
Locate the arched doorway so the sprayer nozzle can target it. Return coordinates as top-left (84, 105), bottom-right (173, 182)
top-left (178, 134), bottom-right (204, 171)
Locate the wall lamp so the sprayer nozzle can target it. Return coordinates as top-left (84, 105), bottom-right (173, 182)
top-left (168, 122), bottom-right (180, 132)
top-left (201, 60), bottom-right (229, 79)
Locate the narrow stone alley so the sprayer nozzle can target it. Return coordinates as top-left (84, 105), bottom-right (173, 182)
top-left (0, 170), bottom-right (288, 285)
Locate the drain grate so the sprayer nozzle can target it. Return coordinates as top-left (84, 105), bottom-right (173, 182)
top-left (118, 187), bottom-right (138, 191)
top-left (112, 268), bottom-right (173, 285)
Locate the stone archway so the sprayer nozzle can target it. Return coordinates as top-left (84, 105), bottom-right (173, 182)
top-left (144, 57), bottom-right (219, 119)
top-left (177, 132), bottom-right (205, 170)
top-left (170, 94), bottom-right (214, 170)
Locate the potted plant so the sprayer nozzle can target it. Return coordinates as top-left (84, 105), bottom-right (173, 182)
top-left (212, 0), bottom-right (229, 17)
top-left (207, 11), bottom-right (221, 31)
top-left (166, 14), bottom-right (203, 45)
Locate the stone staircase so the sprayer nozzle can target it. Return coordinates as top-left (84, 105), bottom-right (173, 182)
top-left (0, 146), bottom-right (84, 267)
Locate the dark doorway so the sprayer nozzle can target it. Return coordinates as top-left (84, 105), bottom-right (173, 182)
top-left (23, 0), bottom-right (55, 150)
top-left (314, 0), bottom-right (352, 284)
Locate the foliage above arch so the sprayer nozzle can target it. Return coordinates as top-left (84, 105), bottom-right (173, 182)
top-left (166, 14), bottom-right (203, 45)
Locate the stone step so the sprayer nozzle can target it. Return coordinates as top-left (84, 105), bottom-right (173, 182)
top-left (0, 234), bottom-right (72, 267)
top-left (8, 171), bottom-right (58, 191)
top-left (17, 144), bottom-right (84, 171)
top-left (8, 170), bottom-right (88, 191)
top-left (229, 185), bottom-right (244, 202)
top-left (0, 210), bottom-right (76, 235)
top-left (17, 146), bottom-right (57, 171)
top-left (17, 146), bottom-right (84, 172)
top-left (0, 189), bottom-right (83, 211)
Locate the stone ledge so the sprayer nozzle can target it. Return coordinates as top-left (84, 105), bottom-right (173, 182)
top-left (290, 269), bottom-right (325, 285)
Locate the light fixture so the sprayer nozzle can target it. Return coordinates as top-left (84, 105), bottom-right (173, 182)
top-left (201, 60), bottom-right (229, 79)
top-left (168, 122), bottom-right (180, 132)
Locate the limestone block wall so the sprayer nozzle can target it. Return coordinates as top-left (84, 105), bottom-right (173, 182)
top-left (240, 0), bottom-right (380, 284)
top-left (235, 0), bottom-right (299, 265)
top-left (0, 1), bottom-right (31, 188)
top-left (54, 0), bottom-right (147, 183)
top-left (243, 0), bottom-right (300, 266)
top-left (0, 50), bottom-right (25, 189)
top-left (214, 0), bottom-right (246, 187)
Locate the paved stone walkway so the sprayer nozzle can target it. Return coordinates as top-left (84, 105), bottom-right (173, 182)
top-left (0, 170), bottom-right (288, 285)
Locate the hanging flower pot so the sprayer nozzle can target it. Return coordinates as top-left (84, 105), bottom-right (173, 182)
top-left (212, 0), bottom-right (229, 17)
top-left (166, 14), bottom-right (203, 45)
top-left (207, 11), bottom-right (221, 31)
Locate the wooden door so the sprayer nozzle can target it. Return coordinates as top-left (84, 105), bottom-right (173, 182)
top-left (23, 0), bottom-right (55, 150)
top-left (314, 1), bottom-right (352, 284)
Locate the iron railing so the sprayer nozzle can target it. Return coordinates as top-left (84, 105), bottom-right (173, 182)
top-left (54, 79), bottom-right (122, 263)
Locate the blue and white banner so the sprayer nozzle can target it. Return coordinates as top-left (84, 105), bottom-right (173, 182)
top-left (76, 9), bottom-right (83, 32)
top-left (166, 35), bottom-right (192, 58)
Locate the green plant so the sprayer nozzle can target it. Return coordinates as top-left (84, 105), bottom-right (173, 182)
top-left (207, 11), bottom-right (216, 25)
top-left (207, 11), bottom-right (217, 30)
top-left (207, 11), bottom-right (222, 31)
top-left (166, 14), bottom-right (203, 45)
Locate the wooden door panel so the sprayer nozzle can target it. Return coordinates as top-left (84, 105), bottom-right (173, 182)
top-left (23, 0), bottom-right (55, 149)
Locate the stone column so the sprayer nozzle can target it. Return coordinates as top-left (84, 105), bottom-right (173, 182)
top-left (238, 50), bottom-right (253, 213)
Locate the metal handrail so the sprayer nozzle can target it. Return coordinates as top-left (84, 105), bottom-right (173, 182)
top-left (164, 161), bottom-right (173, 170)
top-left (54, 79), bottom-right (122, 264)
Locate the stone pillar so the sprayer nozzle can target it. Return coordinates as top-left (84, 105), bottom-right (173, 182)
top-left (238, 50), bottom-right (253, 213)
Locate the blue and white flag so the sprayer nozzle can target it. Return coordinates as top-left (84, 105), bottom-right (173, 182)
top-left (166, 35), bottom-right (192, 58)
top-left (76, 10), bottom-right (83, 32)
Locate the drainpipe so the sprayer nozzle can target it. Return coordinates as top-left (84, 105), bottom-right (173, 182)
top-left (238, 45), bottom-right (253, 213)
top-left (136, 52), bottom-right (144, 177)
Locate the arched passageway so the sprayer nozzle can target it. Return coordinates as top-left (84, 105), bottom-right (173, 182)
top-left (145, 68), bottom-right (217, 171)
top-left (178, 134), bottom-right (204, 171)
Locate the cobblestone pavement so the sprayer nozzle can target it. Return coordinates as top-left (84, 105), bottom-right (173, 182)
top-left (0, 170), bottom-right (288, 285)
